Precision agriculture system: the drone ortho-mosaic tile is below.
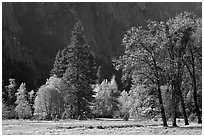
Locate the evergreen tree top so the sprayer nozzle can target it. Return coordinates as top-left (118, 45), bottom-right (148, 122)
top-left (15, 83), bottom-right (28, 105)
top-left (7, 78), bottom-right (16, 89)
top-left (29, 90), bottom-right (35, 97)
top-left (70, 21), bottom-right (89, 49)
top-left (16, 83), bottom-right (27, 94)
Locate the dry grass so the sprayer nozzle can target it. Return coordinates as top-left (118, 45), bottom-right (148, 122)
top-left (2, 118), bottom-right (202, 135)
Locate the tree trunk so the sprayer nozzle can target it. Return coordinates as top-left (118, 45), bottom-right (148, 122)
top-left (153, 57), bottom-right (168, 127)
top-left (171, 77), bottom-right (178, 127)
top-left (177, 66), bottom-right (189, 125)
top-left (185, 62), bottom-right (202, 124)
top-left (172, 97), bottom-right (177, 126)
top-left (172, 111), bottom-right (177, 127)
top-left (175, 39), bottom-right (189, 126)
top-left (193, 87), bottom-right (202, 124)
top-left (158, 88), bottom-right (168, 127)
top-left (191, 49), bottom-right (202, 124)
top-left (179, 92), bottom-right (189, 125)
top-left (192, 76), bottom-right (202, 124)
top-left (77, 94), bottom-right (80, 118)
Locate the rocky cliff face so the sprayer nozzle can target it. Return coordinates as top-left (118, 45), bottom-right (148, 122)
top-left (2, 2), bottom-right (201, 90)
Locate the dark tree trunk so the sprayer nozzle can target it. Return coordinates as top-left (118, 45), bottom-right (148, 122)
top-left (153, 57), bottom-right (168, 127)
top-left (158, 87), bottom-right (168, 127)
top-left (165, 25), bottom-right (178, 127)
top-left (171, 75), bottom-right (178, 127)
top-left (166, 24), bottom-right (191, 127)
top-left (179, 92), bottom-right (189, 125)
top-left (174, 34), bottom-right (189, 126)
top-left (190, 48), bottom-right (202, 124)
top-left (192, 67), bottom-right (202, 124)
top-left (171, 74), bottom-right (178, 127)
top-left (77, 91), bottom-right (81, 119)
top-left (184, 61), bottom-right (202, 124)
top-left (172, 84), bottom-right (178, 127)
top-left (177, 63), bottom-right (189, 125)
top-left (172, 111), bottom-right (177, 127)
top-left (193, 83), bottom-right (202, 124)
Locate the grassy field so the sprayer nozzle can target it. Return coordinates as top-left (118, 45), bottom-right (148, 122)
top-left (2, 118), bottom-right (202, 135)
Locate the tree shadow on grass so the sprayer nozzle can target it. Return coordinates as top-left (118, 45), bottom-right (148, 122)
top-left (145, 124), bottom-right (163, 127)
top-left (176, 126), bottom-right (202, 130)
top-left (94, 118), bottom-right (123, 121)
top-left (145, 124), bottom-right (202, 130)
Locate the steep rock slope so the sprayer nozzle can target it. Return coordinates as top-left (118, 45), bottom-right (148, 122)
top-left (2, 2), bottom-right (201, 90)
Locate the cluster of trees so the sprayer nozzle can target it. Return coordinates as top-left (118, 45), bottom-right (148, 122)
top-left (1, 21), bottom-right (139, 121)
top-left (3, 22), bottom-right (105, 120)
top-left (113, 12), bottom-right (202, 126)
top-left (93, 76), bottom-right (120, 118)
top-left (2, 12), bottom-right (202, 127)
top-left (3, 79), bottom-right (35, 119)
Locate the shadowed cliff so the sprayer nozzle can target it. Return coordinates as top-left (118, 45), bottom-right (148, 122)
top-left (2, 2), bottom-right (201, 90)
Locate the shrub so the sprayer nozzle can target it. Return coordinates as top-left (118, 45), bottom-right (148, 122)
top-left (118, 90), bottom-right (131, 120)
top-left (2, 102), bottom-right (7, 119)
top-left (2, 105), bottom-right (17, 119)
top-left (188, 113), bottom-right (197, 122)
top-left (128, 84), bottom-right (160, 119)
top-left (3, 100), bottom-right (17, 119)
top-left (93, 76), bottom-right (120, 118)
top-left (34, 85), bottom-right (64, 120)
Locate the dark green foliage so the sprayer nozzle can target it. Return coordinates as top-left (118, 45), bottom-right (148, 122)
top-left (41, 22), bottom-right (98, 120)
top-left (4, 78), bottom-right (17, 107)
top-left (2, 79), bottom-right (6, 103)
top-left (50, 49), bottom-right (68, 78)
top-left (2, 104), bottom-right (17, 119)
top-left (96, 66), bottom-right (102, 84)
top-left (87, 54), bottom-right (98, 85)
top-left (2, 101), bottom-right (9, 119)
top-left (60, 22), bottom-right (97, 119)
top-left (2, 79), bottom-right (18, 119)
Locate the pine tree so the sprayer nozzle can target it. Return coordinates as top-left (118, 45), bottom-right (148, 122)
top-left (62, 22), bottom-right (96, 119)
top-left (87, 54), bottom-right (98, 85)
top-left (50, 50), bottom-right (63, 77)
top-left (96, 66), bottom-right (102, 84)
top-left (109, 75), bottom-right (120, 115)
top-left (15, 83), bottom-right (32, 119)
top-left (5, 78), bottom-right (17, 106)
top-left (50, 49), bottom-right (69, 78)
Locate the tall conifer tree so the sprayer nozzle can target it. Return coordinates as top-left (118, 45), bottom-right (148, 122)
top-left (61, 22), bottom-right (97, 119)
top-left (50, 48), bottom-right (70, 78)
top-left (15, 83), bottom-right (32, 119)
